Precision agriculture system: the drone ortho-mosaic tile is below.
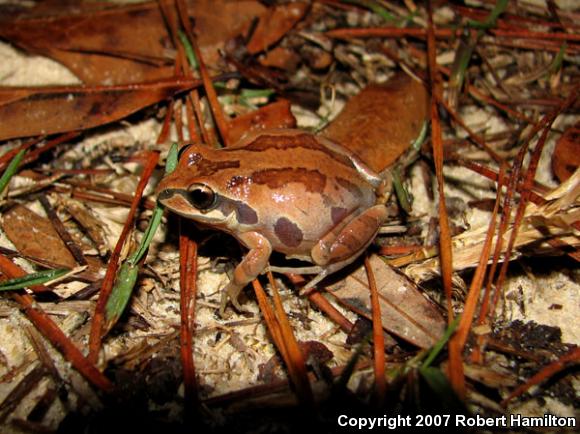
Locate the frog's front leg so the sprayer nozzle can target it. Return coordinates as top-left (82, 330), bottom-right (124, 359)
top-left (220, 231), bottom-right (272, 314)
top-left (306, 204), bottom-right (389, 290)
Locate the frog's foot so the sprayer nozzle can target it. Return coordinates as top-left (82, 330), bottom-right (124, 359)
top-left (298, 269), bottom-right (330, 295)
top-left (218, 282), bottom-right (246, 316)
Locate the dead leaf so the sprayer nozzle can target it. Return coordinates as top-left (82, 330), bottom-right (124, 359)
top-left (461, 363), bottom-right (518, 388)
top-left (0, 0), bottom-right (265, 85)
top-left (246, 3), bottom-right (309, 55)
top-left (552, 121), bottom-right (580, 182)
top-left (0, 2), bottom-right (173, 85)
top-left (192, 0), bottom-right (267, 68)
top-left (302, 46), bottom-right (333, 71)
top-left (326, 255), bottom-right (445, 349)
top-left (1, 204), bottom-right (76, 269)
top-left (61, 198), bottom-right (110, 257)
top-left (259, 47), bottom-right (301, 72)
top-left (227, 99), bottom-right (297, 144)
top-left (258, 340), bottom-right (332, 383)
top-left (0, 78), bottom-right (199, 141)
top-left (322, 73), bottom-right (429, 173)
top-left (299, 340), bottom-right (333, 367)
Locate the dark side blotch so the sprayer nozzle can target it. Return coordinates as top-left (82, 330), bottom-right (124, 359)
top-left (274, 217), bottom-right (303, 247)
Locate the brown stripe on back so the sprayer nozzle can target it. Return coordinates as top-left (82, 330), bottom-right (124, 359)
top-left (252, 168), bottom-right (326, 193)
top-left (242, 133), bottom-right (319, 151)
top-left (223, 133), bottom-right (354, 168)
top-left (194, 158), bottom-right (240, 176)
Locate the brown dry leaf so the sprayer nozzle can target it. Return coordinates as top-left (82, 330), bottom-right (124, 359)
top-left (61, 198), bottom-right (110, 257)
top-left (0, 78), bottom-right (198, 141)
top-left (258, 340), bottom-right (332, 383)
top-left (192, 0), bottom-right (267, 68)
top-left (246, 2), bottom-right (309, 55)
top-left (259, 47), bottom-right (301, 72)
top-left (325, 255), bottom-right (445, 349)
top-left (552, 121), bottom-right (580, 182)
top-left (1, 204), bottom-right (77, 269)
top-left (461, 363), bottom-right (518, 389)
top-left (227, 99), bottom-right (297, 144)
top-left (322, 73), bottom-right (429, 173)
top-left (0, 0), bottom-right (265, 85)
top-left (0, 2), bottom-right (173, 85)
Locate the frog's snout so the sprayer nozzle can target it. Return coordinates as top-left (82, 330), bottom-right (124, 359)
top-left (157, 188), bottom-right (181, 205)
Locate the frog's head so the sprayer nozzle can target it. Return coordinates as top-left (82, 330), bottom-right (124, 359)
top-left (157, 144), bottom-right (257, 230)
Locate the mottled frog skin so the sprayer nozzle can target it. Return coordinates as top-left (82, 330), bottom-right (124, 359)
top-left (157, 129), bottom-right (390, 312)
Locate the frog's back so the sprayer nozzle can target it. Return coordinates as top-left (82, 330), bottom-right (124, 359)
top-left (222, 130), bottom-right (378, 254)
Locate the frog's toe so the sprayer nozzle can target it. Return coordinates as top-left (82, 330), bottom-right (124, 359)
top-left (219, 283), bottom-right (249, 316)
top-left (218, 291), bottom-right (230, 317)
top-left (229, 294), bottom-right (246, 313)
top-left (298, 269), bottom-right (329, 295)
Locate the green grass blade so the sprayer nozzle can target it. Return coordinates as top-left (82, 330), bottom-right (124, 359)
top-left (421, 315), bottom-right (461, 369)
top-left (335, 337), bottom-right (369, 391)
top-left (0, 149), bottom-right (26, 197)
top-left (130, 143), bottom-right (178, 265)
top-left (240, 88), bottom-right (275, 100)
top-left (468, 0), bottom-right (509, 30)
top-left (166, 143), bottom-right (179, 173)
top-left (550, 43), bottom-right (567, 74)
top-left (178, 30), bottom-right (198, 70)
top-left (411, 121), bottom-right (428, 153)
top-left (343, 0), bottom-right (399, 23)
top-left (0, 268), bottom-right (69, 291)
top-left (448, 37), bottom-right (476, 97)
top-left (392, 166), bottom-right (412, 213)
top-left (128, 205), bottom-right (164, 266)
top-left (419, 366), bottom-right (466, 412)
top-left (104, 144), bottom-right (180, 331)
top-left (104, 262), bottom-right (139, 329)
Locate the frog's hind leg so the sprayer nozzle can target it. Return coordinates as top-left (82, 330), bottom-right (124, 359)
top-left (303, 204), bottom-right (389, 292)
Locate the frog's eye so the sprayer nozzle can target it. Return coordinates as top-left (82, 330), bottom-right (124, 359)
top-left (177, 144), bottom-right (193, 161)
top-left (187, 184), bottom-right (217, 211)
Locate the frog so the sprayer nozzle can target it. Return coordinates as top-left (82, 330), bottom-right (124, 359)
top-left (157, 129), bottom-right (391, 313)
